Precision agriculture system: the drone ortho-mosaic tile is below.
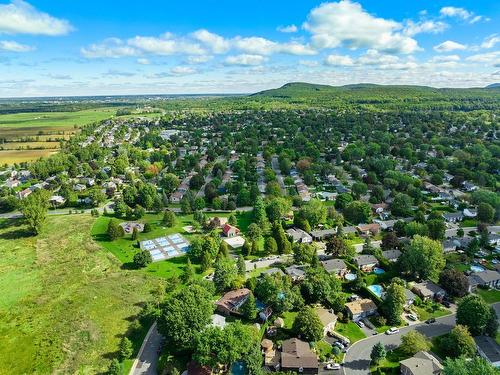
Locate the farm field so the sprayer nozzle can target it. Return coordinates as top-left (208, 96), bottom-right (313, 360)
top-left (0, 215), bottom-right (153, 374)
top-left (0, 149), bottom-right (59, 165)
top-left (0, 141), bottom-right (61, 150)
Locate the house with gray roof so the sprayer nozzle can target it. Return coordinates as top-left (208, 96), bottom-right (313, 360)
top-left (475, 335), bottom-right (500, 367)
top-left (285, 265), bottom-right (307, 282)
top-left (321, 259), bottom-right (348, 277)
top-left (382, 249), bottom-right (401, 262)
top-left (354, 254), bottom-right (378, 272)
top-left (286, 228), bottom-right (312, 244)
top-left (400, 351), bottom-right (443, 375)
top-left (468, 270), bottom-right (500, 292)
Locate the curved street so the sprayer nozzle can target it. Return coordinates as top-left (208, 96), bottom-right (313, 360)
top-left (342, 302), bottom-right (500, 375)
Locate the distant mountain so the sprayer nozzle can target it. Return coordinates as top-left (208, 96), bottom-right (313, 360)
top-left (486, 83), bottom-right (500, 88)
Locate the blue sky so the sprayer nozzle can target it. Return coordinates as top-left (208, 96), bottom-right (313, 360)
top-left (0, 0), bottom-right (498, 97)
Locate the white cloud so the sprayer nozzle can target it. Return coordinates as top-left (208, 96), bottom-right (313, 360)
top-left (170, 66), bottom-right (197, 75)
top-left (466, 51), bottom-right (500, 64)
top-left (430, 55), bottom-right (460, 62)
top-left (233, 36), bottom-right (316, 56)
top-left (0, 40), bottom-right (34, 52)
top-left (0, 0), bottom-right (73, 35)
top-left (128, 35), bottom-right (204, 55)
top-left (403, 20), bottom-right (448, 36)
top-left (81, 38), bottom-right (137, 58)
top-left (324, 54), bottom-right (354, 66)
top-left (433, 40), bottom-right (467, 52)
top-left (137, 58), bottom-right (150, 65)
top-left (277, 24), bottom-right (298, 33)
top-left (186, 55), bottom-right (212, 64)
top-left (439, 6), bottom-right (483, 24)
top-left (303, 0), bottom-right (419, 54)
top-left (299, 60), bottom-right (319, 67)
top-left (225, 54), bottom-right (267, 66)
top-left (481, 34), bottom-right (500, 49)
top-left (191, 29), bottom-right (230, 53)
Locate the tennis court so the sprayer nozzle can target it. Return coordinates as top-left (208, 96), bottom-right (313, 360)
top-left (139, 233), bottom-right (190, 262)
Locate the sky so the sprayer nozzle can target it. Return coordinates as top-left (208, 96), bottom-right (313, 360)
top-left (0, 0), bottom-right (498, 97)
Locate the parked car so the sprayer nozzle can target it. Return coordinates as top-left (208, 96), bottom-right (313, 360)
top-left (426, 318), bottom-right (436, 324)
top-left (407, 314), bottom-right (418, 321)
top-left (325, 363), bottom-right (341, 370)
top-left (442, 301), bottom-right (451, 308)
top-left (333, 341), bottom-right (345, 351)
top-left (356, 320), bottom-right (365, 328)
top-left (385, 327), bottom-right (400, 335)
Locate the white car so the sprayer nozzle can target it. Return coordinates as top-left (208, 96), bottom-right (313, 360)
top-left (407, 314), bottom-right (418, 321)
top-left (356, 320), bottom-right (365, 328)
top-left (325, 363), bottom-right (341, 370)
top-left (385, 327), bottom-right (400, 335)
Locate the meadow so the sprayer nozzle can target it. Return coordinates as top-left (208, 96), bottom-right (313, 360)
top-left (0, 214), bottom-right (153, 374)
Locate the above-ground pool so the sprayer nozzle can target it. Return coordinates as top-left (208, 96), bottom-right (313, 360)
top-left (368, 284), bottom-right (384, 298)
top-left (373, 267), bottom-right (385, 275)
top-left (471, 265), bottom-right (486, 273)
top-left (231, 362), bottom-right (247, 375)
top-left (345, 273), bottom-right (357, 281)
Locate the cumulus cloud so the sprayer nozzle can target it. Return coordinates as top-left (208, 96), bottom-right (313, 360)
top-left (81, 38), bottom-right (137, 58)
top-left (323, 49), bottom-right (417, 70)
top-left (0, 40), bottom-right (34, 52)
top-left (186, 55), bottom-right (212, 64)
top-left (170, 66), bottom-right (197, 75)
top-left (277, 24), bottom-right (298, 33)
top-left (303, 0), bottom-right (419, 54)
top-left (0, 0), bottom-right (73, 35)
top-left (430, 55), bottom-right (460, 62)
top-left (128, 34), bottom-right (204, 55)
top-left (439, 6), bottom-right (483, 24)
top-left (466, 51), bottom-right (500, 64)
top-left (324, 54), bottom-right (354, 66)
top-left (481, 34), bottom-right (500, 49)
top-left (233, 36), bottom-right (316, 56)
top-left (225, 54), bottom-right (267, 66)
top-left (433, 40), bottom-right (467, 52)
top-left (299, 60), bottom-right (319, 67)
top-left (403, 20), bottom-right (448, 36)
top-left (191, 29), bottom-right (230, 53)
top-left (137, 58), bottom-right (150, 65)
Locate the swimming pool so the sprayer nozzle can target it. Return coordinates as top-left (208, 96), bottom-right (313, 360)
top-left (231, 362), bottom-right (247, 375)
top-left (345, 273), bottom-right (357, 281)
top-left (373, 267), bottom-right (385, 275)
top-left (471, 265), bottom-right (485, 273)
top-left (368, 284), bottom-right (384, 298)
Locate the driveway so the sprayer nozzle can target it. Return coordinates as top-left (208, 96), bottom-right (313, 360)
top-left (131, 322), bottom-right (163, 375)
top-left (342, 302), bottom-right (500, 375)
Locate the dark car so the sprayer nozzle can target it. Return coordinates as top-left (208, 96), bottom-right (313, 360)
top-left (426, 318), bottom-right (436, 324)
top-left (442, 301), bottom-right (451, 308)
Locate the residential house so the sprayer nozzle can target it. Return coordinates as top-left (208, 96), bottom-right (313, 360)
top-left (468, 270), bottom-right (500, 292)
top-left (442, 212), bottom-right (464, 223)
top-left (4, 179), bottom-right (20, 189)
top-left (354, 254), bottom-right (378, 272)
top-left (310, 228), bottom-right (336, 241)
top-left (280, 338), bottom-right (318, 374)
top-left (321, 259), bottom-right (348, 278)
top-left (356, 223), bottom-right (381, 237)
top-left (17, 188), bottom-right (32, 199)
top-left (285, 265), bottom-right (307, 282)
top-left (49, 195), bottom-right (66, 207)
top-left (462, 181), bottom-right (478, 192)
top-left (222, 224), bottom-right (240, 238)
top-left (261, 339), bottom-right (279, 369)
top-left (315, 307), bottom-right (337, 336)
top-left (260, 268), bottom-right (286, 277)
top-left (345, 298), bottom-right (377, 321)
top-left (489, 234), bottom-right (500, 247)
top-left (382, 250), bottom-right (401, 262)
top-left (400, 351), bottom-right (443, 375)
top-left (286, 228), bottom-right (313, 244)
top-left (73, 183), bottom-right (87, 192)
top-left (463, 208), bottom-right (477, 218)
top-left (215, 288), bottom-right (251, 316)
top-left (411, 281), bottom-right (446, 301)
top-left (209, 216), bottom-right (228, 228)
top-left (475, 335), bottom-right (500, 367)
top-left (404, 289), bottom-right (417, 307)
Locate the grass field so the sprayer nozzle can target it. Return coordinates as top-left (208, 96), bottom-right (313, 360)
top-left (0, 141), bottom-right (61, 150)
top-left (476, 288), bottom-right (500, 304)
top-left (0, 215), bottom-right (153, 374)
top-left (0, 149), bottom-right (59, 164)
top-left (335, 321), bottom-right (366, 343)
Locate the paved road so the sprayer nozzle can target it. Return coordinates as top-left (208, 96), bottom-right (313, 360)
top-left (271, 155), bottom-right (287, 195)
top-left (342, 302), bottom-right (500, 375)
top-left (130, 322), bottom-right (163, 375)
top-left (445, 225), bottom-right (500, 237)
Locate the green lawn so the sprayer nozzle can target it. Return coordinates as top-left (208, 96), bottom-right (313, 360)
top-left (370, 348), bottom-right (407, 374)
top-left (476, 288), bottom-right (500, 304)
top-left (460, 219), bottom-right (478, 228)
top-left (334, 321), bottom-right (366, 343)
top-left (413, 305), bottom-right (451, 321)
top-left (0, 215), bottom-right (153, 374)
top-left (282, 311), bottom-right (298, 330)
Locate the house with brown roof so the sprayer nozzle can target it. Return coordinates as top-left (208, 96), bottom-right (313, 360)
top-left (280, 338), bottom-right (318, 374)
top-left (215, 288), bottom-right (250, 316)
top-left (356, 223), bottom-right (380, 237)
top-left (345, 298), bottom-right (377, 321)
top-left (411, 280), bottom-right (446, 301)
top-left (222, 224), bottom-right (240, 238)
top-left (315, 307), bottom-right (338, 336)
top-left (400, 351), bottom-right (443, 375)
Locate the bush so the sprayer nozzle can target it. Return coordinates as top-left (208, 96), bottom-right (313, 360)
top-left (133, 250), bottom-right (152, 268)
top-left (143, 222), bottom-right (152, 233)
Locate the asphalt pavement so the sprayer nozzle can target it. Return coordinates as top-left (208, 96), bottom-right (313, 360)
top-left (131, 322), bottom-right (163, 375)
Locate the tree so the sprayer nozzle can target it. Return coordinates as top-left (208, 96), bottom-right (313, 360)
top-left (391, 193), bottom-right (413, 217)
top-left (381, 279), bottom-right (406, 325)
top-left (162, 210), bottom-right (176, 227)
top-left (213, 257), bottom-right (238, 292)
top-left (246, 223), bottom-right (262, 243)
top-left (131, 226), bottom-right (138, 240)
top-left (344, 201), bottom-right (371, 224)
top-left (237, 255), bottom-right (246, 276)
top-left (266, 197), bottom-right (292, 223)
top-left (219, 240), bottom-right (230, 258)
top-left (325, 236), bottom-right (354, 258)
top-left (264, 236), bottom-right (278, 254)
top-left (335, 193), bottom-right (353, 210)
top-left (427, 219), bottom-right (446, 240)
top-left (456, 295), bottom-right (497, 336)
top-left (439, 269), bottom-right (469, 297)
top-left (273, 221), bottom-right (291, 254)
top-left (107, 358), bottom-right (122, 375)
top-left (298, 199), bottom-right (327, 228)
top-left (241, 292), bottom-right (257, 320)
top-left (133, 250), bottom-right (152, 268)
top-left (21, 189), bottom-right (50, 235)
top-left (370, 342), bottom-right (386, 365)
top-left (352, 182), bottom-right (368, 199)
top-left (107, 219), bottom-right (125, 240)
top-left (181, 258), bottom-right (195, 284)
top-left (478, 202), bottom-right (495, 223)
top-left (301, 267), bottom-right (344, 310)
top-left (118, 337), bottom-right (133, 360)
top-left (158, 285), bottom-right (213, 353)
top-left (292, 306), bottom-right (324, 342)
top-left (399, 331), bottom-right (430, 356)
top-left (381, 232), bottom-right (400, 250)
top-left (160, 173), bottom-right (180, 195)
top-left (398, 235), bottom-right (445, 280)
top-left (440, 325), bottom-right (476, 358)
top-left (443, 357), bottom-right (500, 375)
top-left (293, 243), bottom-right (316, 264)
top-left (253, 196), bottom-right (269, 231)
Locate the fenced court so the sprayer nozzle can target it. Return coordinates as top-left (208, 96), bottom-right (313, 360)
top-left (140, 233), bottom-right (190, 262)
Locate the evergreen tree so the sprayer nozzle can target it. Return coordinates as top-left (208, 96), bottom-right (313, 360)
top-left (370, 342), bottom-right (386, 365)
top-left (107, 219), bottom-right (125, 240)
top-left (237, 255), bottom-right (246, 276)
top-left (241, 292), bottom-right (257, 320)
top-left (118, 337), bottom-right (133, 360)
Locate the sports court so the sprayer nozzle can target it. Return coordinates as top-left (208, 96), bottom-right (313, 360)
top-left (139, 233), bottom-right (190, 262)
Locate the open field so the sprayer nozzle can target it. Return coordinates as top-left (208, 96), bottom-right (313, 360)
top-left (0, 149), bottom-right (59, 165)
top-left (0, 141), bottom-right (61, 150)
top-left (0, 215), bottom-right (153, 374)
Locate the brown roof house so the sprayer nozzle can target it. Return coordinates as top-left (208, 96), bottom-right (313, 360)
top-left (400, 351), bottom-right (443, 375)
top-left (411, 280), bottom-right (446, 301)
top-left (356, 223), bottom-right (380, 237)
top-left (345, 298), bottom-right (377, 321)
top-left (215, 288), bottom-right (250, 316)
top-left (315, 307), bottom-right (338, 336)
top-left (280, 338), bottom-right (318, 374)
